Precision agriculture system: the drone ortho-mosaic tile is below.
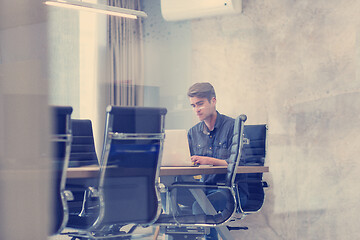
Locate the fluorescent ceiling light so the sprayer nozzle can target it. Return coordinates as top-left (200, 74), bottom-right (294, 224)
top-left (44, 0), bottom-right (147, 19)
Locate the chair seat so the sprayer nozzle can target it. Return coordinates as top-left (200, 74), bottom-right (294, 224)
top-left (242, 200), bottom-right (264, 212)
top-left (155, 192), bottom-right (236, 225)
top-left (67, 211), bottom-right (99, 230)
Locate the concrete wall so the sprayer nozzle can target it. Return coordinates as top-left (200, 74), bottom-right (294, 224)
top-left (47, 5), bottom-right (80, 113)
top-left (47, 4), bottom-right (108, 155)
top-left (143, 0), bottom-right (360, 239)
top-left (142, 1), bottom-right (194, 129)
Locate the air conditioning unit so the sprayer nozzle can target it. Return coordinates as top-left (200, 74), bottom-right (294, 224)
top-left (161, 0), bottom-right (242, 21)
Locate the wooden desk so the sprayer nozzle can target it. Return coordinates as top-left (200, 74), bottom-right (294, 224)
top-left (160, 165), bottom-right (268, 176)
top-left (67, 165), bottom-right (269, 178)
top-left (67, 165), bottom-right (100, 179)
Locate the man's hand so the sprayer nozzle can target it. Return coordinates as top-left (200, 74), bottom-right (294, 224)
top-left (191, 155), bottom-right (211, 165)
top-left (191, 156), bottom-right (228, 166)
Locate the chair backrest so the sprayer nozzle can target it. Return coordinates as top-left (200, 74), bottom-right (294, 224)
top-left (243, 124), bottom-right (267, 166)
top-left (206, 114), bottom-right (247, 224)
top-left (69, 119), bottom-right (98, 167)
top-left (93, 106), bottom-right (167, 228)
top-left (51, 106), bottom-right (73, 234)
top-left (225, 114), bottom-right (247, 187)
top-left (65, 119), bottom-right (100, 230)
top-left (241, 124), bottom-right (267, 212)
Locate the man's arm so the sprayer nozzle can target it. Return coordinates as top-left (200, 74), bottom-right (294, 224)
top-left (191, 155), bottom-right (228, 166)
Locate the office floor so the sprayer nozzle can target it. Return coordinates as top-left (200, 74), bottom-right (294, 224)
top-left (49, 226), bottom-right (156, 240)
top-left (49, 216), bottom-right (250, 240)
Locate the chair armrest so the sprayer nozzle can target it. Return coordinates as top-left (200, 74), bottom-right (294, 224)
top-left (64, 190), bottom-right (74, 201)
top-left (158, 182), bottom-right (167, 193)
top-left (86, 187), bottom-right (99, 197)
top-left (78, 187), bottom-right (100, 217)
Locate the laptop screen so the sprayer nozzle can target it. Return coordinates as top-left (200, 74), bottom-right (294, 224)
top-left (161, 129), bottom-right (193, 166)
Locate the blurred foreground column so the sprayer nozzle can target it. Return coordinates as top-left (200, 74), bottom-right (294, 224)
top-left (0, 0), bottom-right (51, 239)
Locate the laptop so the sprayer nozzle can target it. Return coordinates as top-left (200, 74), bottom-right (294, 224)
top-left (161, 129), bottom-right (194, 167)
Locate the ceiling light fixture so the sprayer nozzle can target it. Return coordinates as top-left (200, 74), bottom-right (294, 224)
top-left (44, 0), bottom-right (147, 19)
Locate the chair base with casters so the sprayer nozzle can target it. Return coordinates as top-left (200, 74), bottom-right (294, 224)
top-left (64, 224), bottom-right (138, 240)
top-left (159, 226), bottom-right (208, 240)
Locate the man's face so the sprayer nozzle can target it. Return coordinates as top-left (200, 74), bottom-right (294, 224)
top-left (189, 96), bottom-right (216, 121)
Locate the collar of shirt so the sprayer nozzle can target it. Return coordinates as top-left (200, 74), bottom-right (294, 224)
top-left (201, 111), bottom-right (223, 135)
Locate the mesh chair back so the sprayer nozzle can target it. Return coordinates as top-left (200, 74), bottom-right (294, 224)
top-left (96, 106), bottom-right (167, 227)
top-left (51, 106), bottom-right (73, 234)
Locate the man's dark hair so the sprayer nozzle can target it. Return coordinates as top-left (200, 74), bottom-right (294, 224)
top-left (187, 82), bottom-right (216, 102)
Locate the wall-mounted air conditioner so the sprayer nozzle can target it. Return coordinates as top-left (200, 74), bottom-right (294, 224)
top-left (161, 0), bottom-right (242, 21)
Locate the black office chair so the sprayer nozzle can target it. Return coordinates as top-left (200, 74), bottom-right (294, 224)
top-left (65, 119), bottom-right (100, 231)
top-left (65, 106), bottom-right (167, 240)
top-left (236, 124), bottom-right (268, 216)
top-left (50, 106), bottom-right (73, 235)
top-left (155, 115), bottom-right (247, 237)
